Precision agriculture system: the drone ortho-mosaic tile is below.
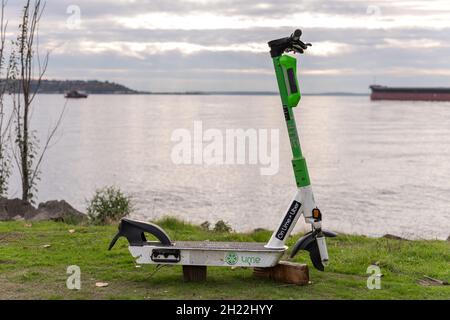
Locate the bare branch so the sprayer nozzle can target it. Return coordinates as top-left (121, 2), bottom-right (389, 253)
top-left (31, 98), bottom-right (67, 183)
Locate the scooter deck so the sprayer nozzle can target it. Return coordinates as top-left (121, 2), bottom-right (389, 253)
top-left (170, 241), bottom-right (285, 252)
top-left (128, 241), bottom-right (286, 267)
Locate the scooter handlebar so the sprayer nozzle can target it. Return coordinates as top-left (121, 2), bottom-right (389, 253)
top-left (268, 29), bottom-right (311, 57)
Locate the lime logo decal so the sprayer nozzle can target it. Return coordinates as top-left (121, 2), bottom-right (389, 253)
top-left (241, 256), bottom-right (261, 266)
top-left (225, 252), bottom-right (238, 265)
top-left (283, 106), bottom-right (290, 121)
top-left (225, 252), bottom-right (262, 266)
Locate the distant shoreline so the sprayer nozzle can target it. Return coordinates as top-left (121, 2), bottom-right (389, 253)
top-left (38, 91), bottom-right (370, 96)
top-left (136, 92), bottom-right (369, 96)
top-left (10, 79), bottom-right (369, 96)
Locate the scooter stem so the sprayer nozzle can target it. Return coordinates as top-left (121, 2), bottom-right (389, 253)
top-left (265, 30), bottom-right (335, 271)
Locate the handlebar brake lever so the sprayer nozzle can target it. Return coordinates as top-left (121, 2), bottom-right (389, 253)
top-left (290, 44), bottom-right (304, 54)
top-left (297, 40), bottom-right (312, 50)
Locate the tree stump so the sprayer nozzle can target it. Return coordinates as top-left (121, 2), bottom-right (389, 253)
top-left (253, 261), bottom-right (309, 285)
top-left (183, 265), bottom-right (207, 282)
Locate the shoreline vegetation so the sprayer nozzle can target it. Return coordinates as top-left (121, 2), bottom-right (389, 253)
top-left (0, 216), bottom-right (448, 300)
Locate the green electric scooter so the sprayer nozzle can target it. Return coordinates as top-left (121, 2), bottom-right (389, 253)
top-left (109, 29), bottom-right (336, 272)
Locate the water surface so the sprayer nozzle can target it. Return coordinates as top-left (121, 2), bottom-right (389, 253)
top-left (8, 94), bottom-right (450, 239)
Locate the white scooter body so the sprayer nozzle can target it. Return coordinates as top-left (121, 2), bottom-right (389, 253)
top-left (128, 242), bottom-right (285, 268)
top-left (115, 185), bottom-right (331, 269)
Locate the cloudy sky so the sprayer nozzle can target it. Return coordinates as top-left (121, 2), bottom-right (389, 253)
top-left (4, 0), bottom-right (450, 92)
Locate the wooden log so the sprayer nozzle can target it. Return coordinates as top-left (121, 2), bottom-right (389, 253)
top-left (253, 261), bottom-right (309, 285)
top-left (183, 265), bottom-right (207, 282)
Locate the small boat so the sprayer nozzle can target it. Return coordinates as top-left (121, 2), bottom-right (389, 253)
top-left (65, 90), bottom-right (88, 98)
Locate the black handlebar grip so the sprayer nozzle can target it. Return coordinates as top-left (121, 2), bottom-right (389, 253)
top-left (291, 29), bottom-right (302, 40)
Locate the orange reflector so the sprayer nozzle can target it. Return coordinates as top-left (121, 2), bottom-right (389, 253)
top-left (312, 209), bottom-right (321, 219)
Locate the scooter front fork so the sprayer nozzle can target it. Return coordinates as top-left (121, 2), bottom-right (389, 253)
top-left (293, 225), bottom-right (336, 271)
top-left (265, 186), bottom-right (336, 271)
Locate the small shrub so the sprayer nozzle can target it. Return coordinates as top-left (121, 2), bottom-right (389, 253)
top-left (213, 220), bottom-right (232, 233)
top-left (87, 186), bottom-right (132, 225)
top-left (200, 221), bottom-right (211, 231)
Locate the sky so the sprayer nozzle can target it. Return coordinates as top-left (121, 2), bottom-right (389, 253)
top-left (4, 0), bottom-right (450, 93)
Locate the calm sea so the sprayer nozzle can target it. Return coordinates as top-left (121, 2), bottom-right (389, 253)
top-left (7, 94), bottom-right (450, 239)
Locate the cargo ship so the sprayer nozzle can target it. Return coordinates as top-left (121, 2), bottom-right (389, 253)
top-left (370, 85), bottom-right (450, 101)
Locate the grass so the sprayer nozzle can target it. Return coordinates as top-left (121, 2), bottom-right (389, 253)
top-left (0, 217), bottom-right (448, 300)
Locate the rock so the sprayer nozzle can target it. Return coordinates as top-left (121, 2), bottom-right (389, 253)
top-left (418, 276), bottom-right (449, 286)
top-left (0, 197), bottom-right (38, 221)
top-left (382, 234), bottom-right (405, 240)
top-left (34, 200), bottom-right (85, 222)
top-left (447, 235), bottom-right (450, 242)
top-left (95, 282), bottom-right (109, 288)
top-left (0, 197), bottom-right (85, 223)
